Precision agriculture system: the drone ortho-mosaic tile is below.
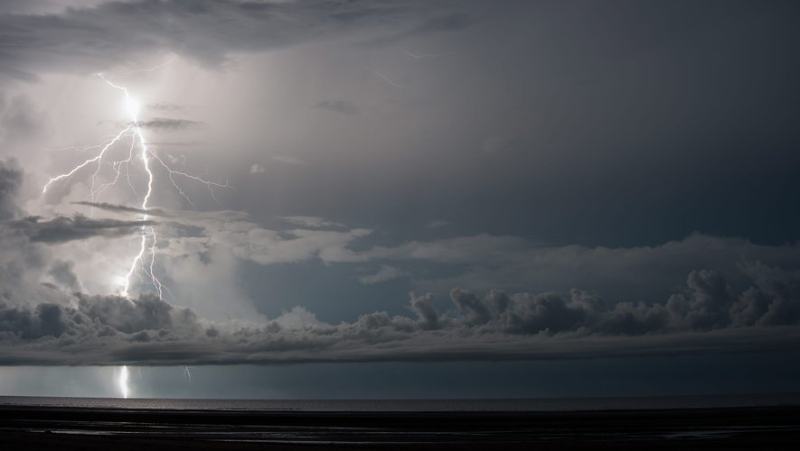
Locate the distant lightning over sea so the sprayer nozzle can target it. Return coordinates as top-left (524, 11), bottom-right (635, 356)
top-left (371, 70), bottom-right (403, 88)
top-left (42, 68), bottom-right (228, 300)
top-left (118, 365), bottom-right (130, 399)
top-left (401, 49), bottom-right (450, 59)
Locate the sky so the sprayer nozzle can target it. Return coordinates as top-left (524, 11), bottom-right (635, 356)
top-left (1, 0), bottom-right (800, 399)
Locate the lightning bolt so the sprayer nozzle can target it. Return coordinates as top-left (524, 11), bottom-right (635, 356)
top-left (42, 70), bottom-right (228, 299)
top-left (372, 70), bottom-right (403, 88)
top-left (401, 49), bottom-right (450, 59)
top-left (118, 365), bottom-right (130, 399)
top-left (97, 73), bottom-right (160, 299)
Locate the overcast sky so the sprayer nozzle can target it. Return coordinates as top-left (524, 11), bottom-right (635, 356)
top-left (1, 0), bottom-right (799, 399)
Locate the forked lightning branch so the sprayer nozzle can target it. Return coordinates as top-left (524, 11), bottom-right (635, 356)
top-left (42, 72), bottom-right (228, 300)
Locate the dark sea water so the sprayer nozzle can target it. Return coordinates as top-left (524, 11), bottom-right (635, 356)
top-left (3, 394), bottom-right (800, 448)
top-left (2, 393), bottom-right (799, 412)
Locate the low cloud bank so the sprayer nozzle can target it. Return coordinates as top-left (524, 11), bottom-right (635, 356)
top-left (1, 264), bottom-right (798, 365)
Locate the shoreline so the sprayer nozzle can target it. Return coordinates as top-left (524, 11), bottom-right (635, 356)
top-left (1, 403), bottom-right (799, 450)
top-left (3, 392), bottom-right (800, 411)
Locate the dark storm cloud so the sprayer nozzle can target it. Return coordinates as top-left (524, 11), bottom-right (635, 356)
top-left (146, 102), bottom-right (189, 113)
top-left (0, 293), bottom-right (199, 342)
top-left (147, 141), bottom-right (205, 147)
top-left (6, 215), bottom-right (155, 243)
top-left (409, 291), bottom-right (439, 330)
top-left (3, 158), bottom-right (149, 243)
top-left (72, 201), bottom-right (165, 217)
top-left (368, 233), bottom-right (800, 305)
top-left (0, 159), bottom-right (22, 220)
top-left (136, 118), bottom-right (205, 131)
top-left (72, 201), bottom-right (250, 225)
top-left (363, 12), bottom-right (472, 47)
top-left (316, 100), bottom-right (359, 116)
top-left (0, 159), bottom-right (53, 306)
top-left (47, 259), bottom-right (81, 292)
top-left (0, 0), bottom-right (465, 80)
top-left (1, 264), bottom-right (799, 365)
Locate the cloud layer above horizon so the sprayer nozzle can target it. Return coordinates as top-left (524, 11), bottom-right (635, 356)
top-left (1, 0), bottom-right (799, 368)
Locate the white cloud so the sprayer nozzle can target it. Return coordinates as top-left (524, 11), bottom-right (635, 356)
top-left (424, 219), bottom-right (449, 229)
top-left (359, 265), bottom-right (409, 284)
top-left (281, 216), bottom-right (344, 229)
top-left (206, 223), bottom-right (371, 266)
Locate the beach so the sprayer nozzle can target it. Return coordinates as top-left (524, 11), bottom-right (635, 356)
top-left (1, 403), bottom-right (799, 450)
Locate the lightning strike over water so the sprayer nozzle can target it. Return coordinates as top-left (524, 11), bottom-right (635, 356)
top-left (42, 70), bottom-right (228, 299)
top-left (118, 365), bottom-right (130, 399)
top-left (401, 49), bottom-right (450, 59)
top-left (372, 70), bottom-right (403, 88)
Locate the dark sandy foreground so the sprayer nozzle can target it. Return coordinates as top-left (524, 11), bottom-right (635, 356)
top-left (1, 404), bottom-right (799, 450)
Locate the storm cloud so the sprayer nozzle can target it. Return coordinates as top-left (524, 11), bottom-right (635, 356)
top-left (3, 160), bottom-right (159, 244)
top-left (136, 118), bottom-right (205, 131)
top-left (7, 215), bottom-right (155, 243)
top-left (1, 263), bottom-right (799, 366)
top-left (1, 169), bottom-right (154, 245)
top-left (0, 159), bottom-right (22, 220)
top-left (0, 0), bottom-right (463, 80)
top-left (72, 201), bottom-right (165, 217)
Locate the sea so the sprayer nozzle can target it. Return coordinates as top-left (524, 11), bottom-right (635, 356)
top-left (2, 392), bottom-right (800, 412)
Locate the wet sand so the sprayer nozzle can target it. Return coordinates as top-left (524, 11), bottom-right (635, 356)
top-left (1, 403), bottom-right (798, 450)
